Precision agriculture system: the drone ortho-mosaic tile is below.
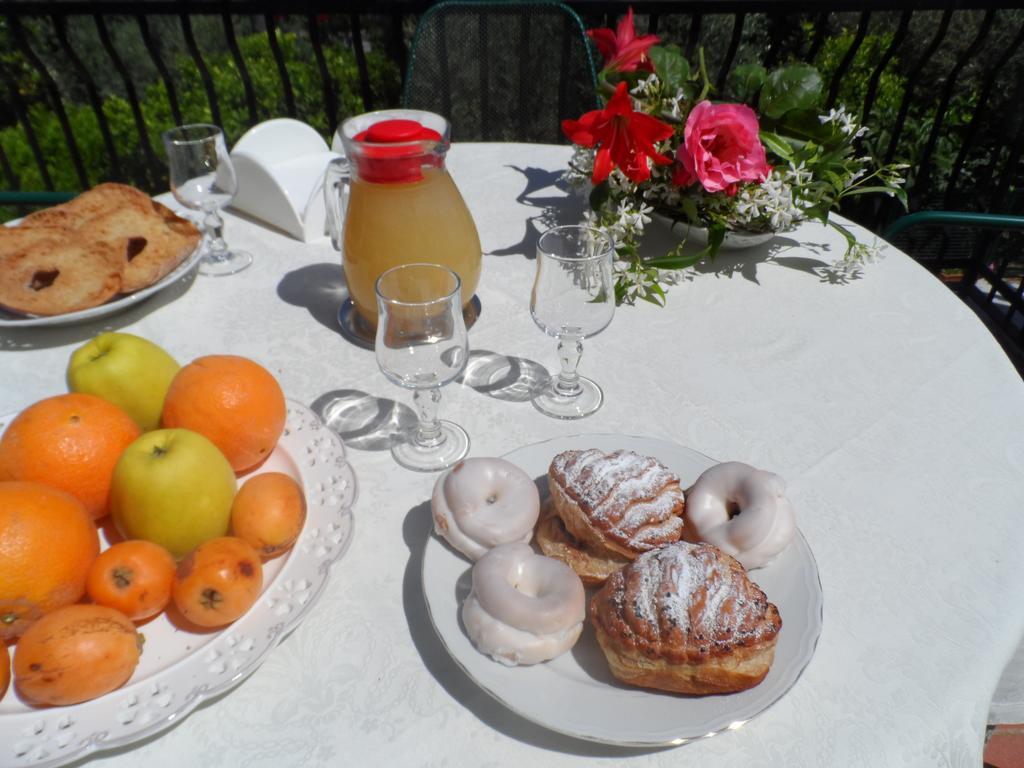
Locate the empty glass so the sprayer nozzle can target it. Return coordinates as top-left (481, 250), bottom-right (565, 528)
top-left (530, 225), bottom-right (615, 419)
top-left (163, 124), bottom-right (252, 276)
top-left (375, 263), bottom-right (470, 471)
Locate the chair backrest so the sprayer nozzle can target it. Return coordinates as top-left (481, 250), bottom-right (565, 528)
top-left (403, 0), bottom-right (599, 144)
top-left (884, 210), bottom-right (1024, 376)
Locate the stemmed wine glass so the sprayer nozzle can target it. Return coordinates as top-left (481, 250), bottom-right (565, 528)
top-left (375, 263), bottom-right (470, 471)
top-left (530, 225), bottom-right (615, 419)
top-left (162, 124), bottom-right (252, 276)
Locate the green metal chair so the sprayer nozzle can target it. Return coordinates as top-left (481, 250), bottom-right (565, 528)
top-left (884, 210), bottom-right (1024, 376)
top-left (402, 0), bottom-right (599, 144)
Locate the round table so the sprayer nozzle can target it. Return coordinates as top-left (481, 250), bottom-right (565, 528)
top-left (2, 143), bottom-right (1023, 767)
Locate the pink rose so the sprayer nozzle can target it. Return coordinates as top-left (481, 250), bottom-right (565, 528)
top-left (673, 101), bottom-right (771, 195)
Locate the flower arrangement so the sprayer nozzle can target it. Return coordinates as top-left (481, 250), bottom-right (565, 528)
top-left (562, 8), bottom-right (909, 305)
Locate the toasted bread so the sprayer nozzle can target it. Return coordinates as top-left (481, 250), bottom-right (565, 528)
top-left (0, 229), bottom-right (124, 315)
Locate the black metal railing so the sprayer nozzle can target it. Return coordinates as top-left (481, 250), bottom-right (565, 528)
top-left (2, 2), bottom-right (1022, 218)
top-left (2, 0), bottom-right (1024, 365)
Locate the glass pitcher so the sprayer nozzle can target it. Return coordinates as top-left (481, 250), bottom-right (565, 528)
top-left (325, 110), bottom-right (482, 339)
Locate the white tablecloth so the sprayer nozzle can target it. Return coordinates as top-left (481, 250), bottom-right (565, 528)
top-left (2, 143), bottom-right (1024, 767)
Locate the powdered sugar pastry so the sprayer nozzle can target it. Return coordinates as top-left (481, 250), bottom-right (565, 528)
top-left (550, 449), bottom-right (685, 550)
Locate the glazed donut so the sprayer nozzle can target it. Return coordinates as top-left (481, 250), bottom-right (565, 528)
top-left (432, 458), bottom-right (540, 561)
top-left (684, 462), bottom-right (796, 570)
top-left (462, 543), bottom-right (585, 666)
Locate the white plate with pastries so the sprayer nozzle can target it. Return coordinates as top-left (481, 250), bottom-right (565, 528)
top-left (421, 433), bottom-right (823, 747)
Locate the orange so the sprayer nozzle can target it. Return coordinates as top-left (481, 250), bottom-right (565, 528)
top-left (1, 642), bottom-right (9, 701)
top-left (0, 481), bottom-right (101, 641)
top-left (0, 393), bottom-right (141, 519)
top-left (161, 355), bottom-right (286, 473)
top-left (230, 472), bottom-right (307, 559)
top-left (86, 540), bottom-right (176, 621)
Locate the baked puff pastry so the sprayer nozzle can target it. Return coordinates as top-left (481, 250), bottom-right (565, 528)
top-left (537, 449), bottom-right (685, 585)
top-left (590, 541), bottom-right (781, 695)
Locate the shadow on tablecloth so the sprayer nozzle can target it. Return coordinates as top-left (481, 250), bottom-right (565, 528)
top-left (488, 165), bottom-right (586, 260)
top-left (458, 349), bottom-right (550, 403)
top-left (277, 262), bottom-right (348, 336)
top-left (401, 498), bottom-right (671, 757)
top-left (312, 389), bottom-right (416, 452)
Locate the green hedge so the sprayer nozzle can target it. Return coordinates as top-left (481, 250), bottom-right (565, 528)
top-left (0, 29), bottom-right (401, 199)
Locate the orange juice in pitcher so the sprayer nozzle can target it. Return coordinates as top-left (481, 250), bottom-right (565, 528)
top-left (325, 111), bottom-right (482, 339)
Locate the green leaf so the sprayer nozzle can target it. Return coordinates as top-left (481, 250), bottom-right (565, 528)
top-left (680, 197), bottom-right (699, 223)
top-left (680, 81), bottom-right (702, 102)
top-left (841, 185), bottom-right (904, 197)
top-left (727, 63), bottom-right (767, 103)
top-left (645, 252), bottom-right (704, 269)
top-left (706, 223), bottom-right (727, 256)
top-left (769, 108), bottom-right (834, 145)
top-left (648, 45), bottom-right (689, 91)
top-left (641, 285), bottom-right (667, 307)
top-left (831, 221), bottom-right (858, 258)
top-left (614, 279), bottom-right (629, 306)
top-left (759, 131), bottom-right (794, 162)
top-left (802, 203), bottom-right (832, 223)
top-left (761, 65), bottom-right (823, 119)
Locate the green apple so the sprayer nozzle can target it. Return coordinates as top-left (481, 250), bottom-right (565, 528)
top-left (67, 332), bottom-right (180, 431)
top-left (110, 429), bottom-right (237, 559)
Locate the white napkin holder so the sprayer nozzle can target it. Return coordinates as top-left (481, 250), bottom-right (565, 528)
top-left (230, 119), bottom-right (340, 242)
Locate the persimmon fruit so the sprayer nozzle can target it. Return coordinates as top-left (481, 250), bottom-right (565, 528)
top-left (86, 540), bottom-right (176, 621)
top-left (230, 472), bottom-right (307, 559)
top-left (173, 537), bottom-right (263, 627)
top-left (14, 604), bottom-right (142, 706)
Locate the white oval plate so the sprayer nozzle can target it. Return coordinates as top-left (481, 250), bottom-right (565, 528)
top-left (0, 241), bottom-right (203, 328)
top-left (0, 399), bottom-right (356, 767)
top-left (421, 433), bottom-right (822, 747)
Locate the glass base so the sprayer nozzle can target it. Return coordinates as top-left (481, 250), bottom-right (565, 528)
top-left (199, 249), bottom-right (252, 276)
top-left (337, 295), bottom-right (482, 350)
top-left (532, 376), bottom-right (604, 420)
top-left (391, 420), bottom-right (470, 472)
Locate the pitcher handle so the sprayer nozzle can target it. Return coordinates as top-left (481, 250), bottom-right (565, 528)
top-left (324, 156), bottom-right (351, 251)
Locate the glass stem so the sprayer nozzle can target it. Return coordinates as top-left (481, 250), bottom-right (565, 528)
top-left (413, 387), bottom-right (445, 448)
top-left (203, 206), bottom-right (228, 262)
top-left (554, 334), bottom-right (584, 398)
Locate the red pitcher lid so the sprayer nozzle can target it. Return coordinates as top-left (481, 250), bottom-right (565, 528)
top-left (352, 119), bottom-right (443, 184)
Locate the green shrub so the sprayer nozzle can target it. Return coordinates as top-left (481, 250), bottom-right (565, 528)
top-left (0, 28), bottom-right (401, 202)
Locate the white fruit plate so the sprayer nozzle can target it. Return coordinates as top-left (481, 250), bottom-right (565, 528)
top-left (0, 399), bottom-right (357, 768)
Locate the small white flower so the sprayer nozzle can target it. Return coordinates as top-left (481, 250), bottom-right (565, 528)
top-left (787, 161), bottom-right (814, 187)
top-left (839, 112), bottom-right (857, 136)
top-left (630, 74), bottom-right (660, 98)
top-left (818, 105), bottom-right (862, 137)
top-left (843, 238), bottom-right (885, 268)
top-left (819, 107), bottom-right (843, 125)
top-left (846, 167), bottom-right (867, 186)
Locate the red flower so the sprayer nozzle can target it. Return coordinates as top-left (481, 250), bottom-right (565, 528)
top-left (587, 8), bottom-right (660, 73)
top-left (562, 82), bottom-right (674, 184)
